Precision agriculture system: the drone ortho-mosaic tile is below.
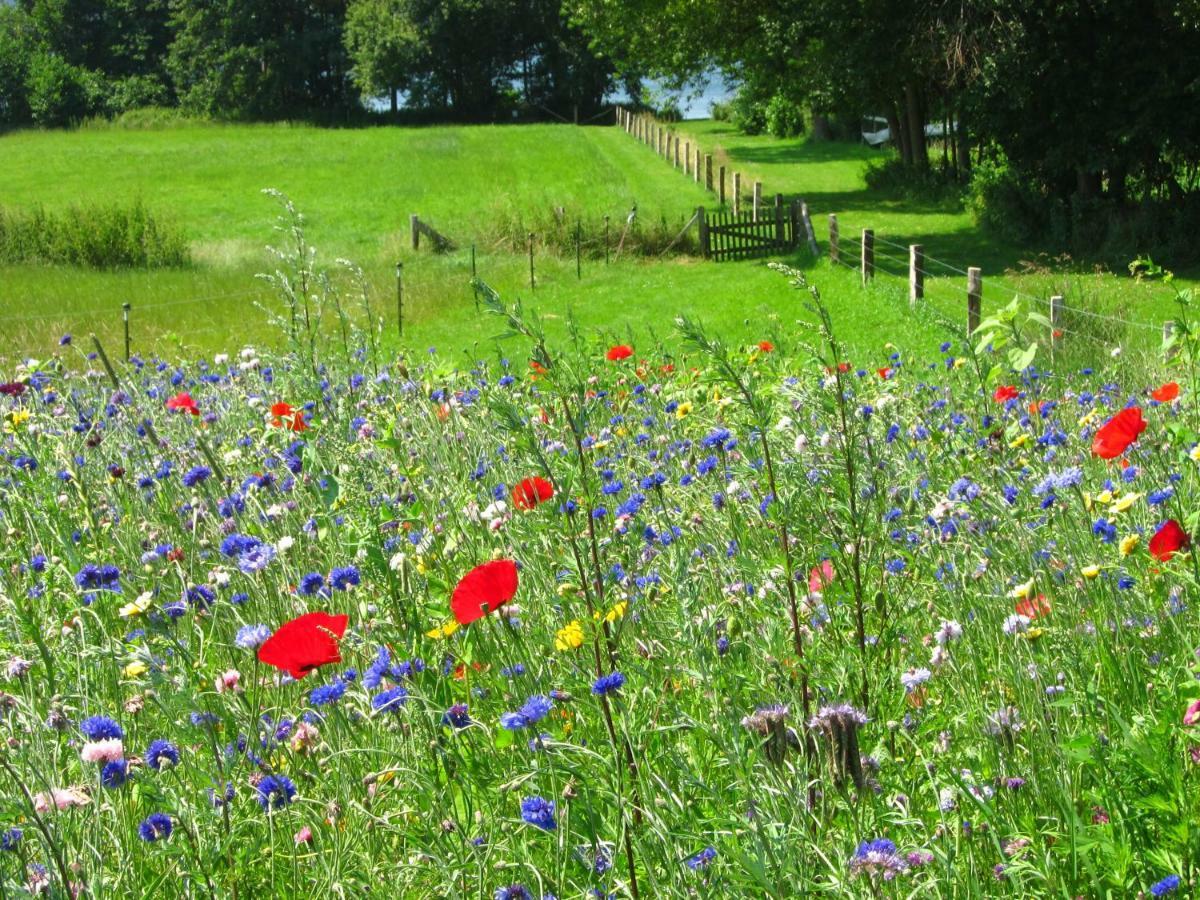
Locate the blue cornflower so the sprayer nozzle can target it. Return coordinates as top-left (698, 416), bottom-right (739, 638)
top-left (256, 774), bottom-right (297, 811)
top-left (220, 534), bottom-right (261, 558)
top-left (329, 565), bottom-right (361, 591)
top-left (1148, 487), bottom-right (1175, 505)
top-left (500, 695), bottom-right (552, 730)
top-left (520, 796), bottom-right (556, 831)
top-left (181, 465), bottom-right (212, 488)
top-left (138, 813), bottom-right (172, 842)
top-left (80, 715), bottom-right (124, 741)
top-left (237, 544), bottom-right (276, 574)
top-left (1150, 875), bottom-right (1181, 897)
top-left (372, 686), bottom-right (408, 713)
top-left (297, 572), bottom-right (326, 596)
top-left (685, 847), bottom-right (717, 870)
top-left (235, 624), bottom-right (271, 650)
top-left (494, 888), bottom-right (533, 900)
top-left (884, 558), bottom-right (906, 575)
top-left (0, 828), bottom-right (22, 851)
top-left (101, 759), bottom-right (129, 789)
top-left (309, 682), bottom-right (346, 707)
top-left (363, 646), bottom-right (391, 689)
top-left (591, 672), bottom-right (626, 696)
top-left (145, 739), bottom-right (180, 771)
top-left (442, 703), bottom-right (471, 729)
top-left (947, 477), bottom-right (980, 502)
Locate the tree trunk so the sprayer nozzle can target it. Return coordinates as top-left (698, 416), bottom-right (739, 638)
top-left (390, 88), bottom-right (398, 115)
top-left (1076, 168), bottom-right (1102, 199)
top-left (811, 111), bottom-right (833, 142)
top-left (904, 83), bottom-right (927, 170)
top-left (888, 105), bottom-right (909, 165)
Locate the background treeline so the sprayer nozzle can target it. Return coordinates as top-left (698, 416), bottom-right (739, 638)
top-left (0, 0), bottom-right (629, 127)
top-left (574, 0), bottom-right (1200, 262)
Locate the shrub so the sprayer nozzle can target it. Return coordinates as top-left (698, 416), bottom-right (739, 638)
top-left (764, 93), bottom-right (804, 139)
top-left (26, 53), bottom-right (98, 127)
top-left (0, 201), bottom-right (190, 268)
top-left (865, 157), bottom-right (965, 206)
top-left (105, 75), bottom-right (170, 116)
top-left (966, 157), bottom-right (1052, 246)
top-left (730, 89), bottom-right (766, 135)
top-left (710, 99), bottom-right (732, 122)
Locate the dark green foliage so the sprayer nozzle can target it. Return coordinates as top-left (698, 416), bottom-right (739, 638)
top-left (167, 0), bottom-right (354, 119)
top-left (26, 52), bottom-right (98, 127)
top-left (0, 201), bottom-right (190, 267)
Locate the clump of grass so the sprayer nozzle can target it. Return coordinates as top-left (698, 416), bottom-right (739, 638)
top-left (0, 201), bottom-right (190, 268)
top-left (483, 202), bottom-right (700, 258)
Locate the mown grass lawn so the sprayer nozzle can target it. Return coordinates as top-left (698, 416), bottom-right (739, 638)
top-left (0, 120), bottom-right (1181, 366)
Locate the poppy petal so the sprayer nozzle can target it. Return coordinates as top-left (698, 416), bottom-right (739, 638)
top-left (450, 560), bottom-right (519, 625)
top-left (257, 611), bottom-right (349, 679)
top-left (1149, 519), bottom-right (1190, 561)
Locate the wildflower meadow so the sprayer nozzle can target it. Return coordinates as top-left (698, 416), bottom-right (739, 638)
top-left (3, 246), bottom-right (1200, 898)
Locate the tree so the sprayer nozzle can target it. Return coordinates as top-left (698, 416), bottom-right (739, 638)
top-left (343, 0), bottom-right (418, 112)
top-left (167, 0), bottom-right (354, 119)
top-left (0, 7), bottom-right (38, 126)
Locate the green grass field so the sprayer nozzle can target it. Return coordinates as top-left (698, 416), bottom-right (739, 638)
top-left (0, 119), bottom-right (1181, 366)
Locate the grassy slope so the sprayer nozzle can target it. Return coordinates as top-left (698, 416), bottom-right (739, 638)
top-left (0, 120), bottom-right (1178, 367)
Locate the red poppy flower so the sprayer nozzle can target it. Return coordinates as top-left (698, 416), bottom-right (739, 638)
top-left (1150, 519), bottom-right (1190, 561)
top-left (450, 559), bottom-right (519, 625)
top-left (270, 401), bottom-right (308, 432)
top-left (837, 362), bottom-right (851, 373)
top-left (0, 382), bottom-right (26, 397)
top-left (257, 611), bottom-right (349, 679)
top-left (166, 392), bottom-right (199, 416)
top-left (606, 345), bottom-right (633, 362)
top-left (512, 476), bottom-right (554, 510)
top-left (757, 341), bottom-right (775, 353)
top-left (1015, 594), bottom-right (1051, 619)
top-left (1091, 406), bottom-right (1146, 459)
top-left (877, 367), bottom-right (893, 379)
top-left (1152, 382), bottom-right (1180, 403)
top-left (993, 385), bottom-right (1018, 403)
top-left (808, 560), bottom-right (835, 593)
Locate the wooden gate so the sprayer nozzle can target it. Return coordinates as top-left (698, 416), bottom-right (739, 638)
top-left (698, 195), bottom-right (800, 261)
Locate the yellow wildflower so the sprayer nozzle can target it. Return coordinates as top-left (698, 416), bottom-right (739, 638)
top-left (1009, 433), bottom-right (1030, 449)
top-left (1109, 492), bottom-right (1140, 514)
top-left (425, 619), bottom-right (461, 640)
top-left (5, 409), bottom-right (30, 433)
top-left (1119, 534), bottom-right (1139, 556)
top-left (1191, 444), bottom-right (1200, 462)
top-left (604, 600), bottom-right (628, 623)
top-left (119, 592), bottom-right (154, 618)
top-left (675, 401), bottom-right (693, 420)
top-left (1081, 564), bottom-right (1101, 579)
top-left (1010, 578), bottom-right (1035, 600)
top-left (122, 661), bottom-right (148, 679)
top-left (1095, 489), bottom-right (1114, 504)
top-left (555, 621), bottom-right (584, 651)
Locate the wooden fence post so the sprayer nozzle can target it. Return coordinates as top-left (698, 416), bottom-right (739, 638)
top-left (732, 173), bottom-right (741, 216)
top-left (674, 136), bottom-right (680, 168)
top-left (695, 147), bottom-right (702, 184)
top-left (718, 166), bottom-right (726, 205)
top-left (411, 214), bottom-right (420, 250)
top-left (909, 244), bottom-right (924, 303)
top-left (684, 141), bottom-right (690, 175)
top-left (800, 200), bottom-right (817, 255)
top-left (704, 154), bottom-right (713, 191)
top-left (752, 181), bottom-right (762, 222)
top-left (1050, 294), bottom-right (1063, 332)
top-left (861, 229), bottom-right (874, 284)
top-left (828, 214), bottom-right (839, 264)
top-left (967, 267), bottom-right (982, 333)
top-left (774, 194), bottom-right (785, 246)
top-left (697, 207), bottom-right (709, 259)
